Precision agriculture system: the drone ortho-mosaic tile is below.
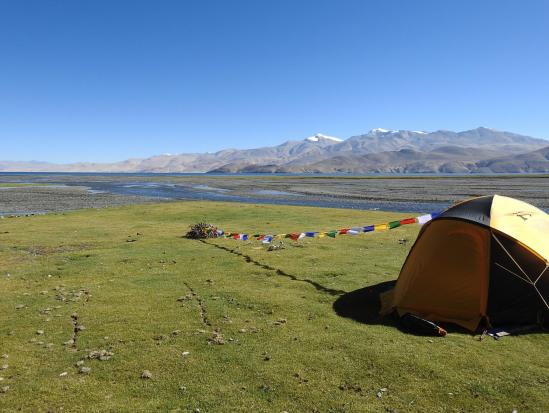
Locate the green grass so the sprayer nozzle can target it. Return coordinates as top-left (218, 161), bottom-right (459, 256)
top-left (0, 201), bottom-right (547, 412)
top-left (0, 183), bottom-right (52, 187)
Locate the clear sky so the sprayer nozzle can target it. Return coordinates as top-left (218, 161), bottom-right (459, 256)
top-left (1, 1), bottom-right (548, 163)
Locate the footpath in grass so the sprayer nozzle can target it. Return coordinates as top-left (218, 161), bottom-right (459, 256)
top-left (0, 201), bottom-right (547, 412)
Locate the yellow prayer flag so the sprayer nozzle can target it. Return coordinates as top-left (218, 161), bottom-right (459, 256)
top-left (374, 224), bottom-right (388, 231)
top-left (317, 233), bottom-right (326, 238)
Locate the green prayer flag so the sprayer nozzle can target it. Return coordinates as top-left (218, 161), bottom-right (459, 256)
top-left (388, 221), bottom-right (401, 229)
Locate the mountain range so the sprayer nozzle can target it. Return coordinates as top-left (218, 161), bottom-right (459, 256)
top-left (1, 127), bottom-right (549, 174)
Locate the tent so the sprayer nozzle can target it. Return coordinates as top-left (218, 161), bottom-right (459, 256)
top-left (380, 195), bottom-right (549, 331)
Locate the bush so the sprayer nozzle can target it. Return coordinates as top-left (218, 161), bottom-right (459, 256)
top-left (185, 222), bottom-right (220, 239)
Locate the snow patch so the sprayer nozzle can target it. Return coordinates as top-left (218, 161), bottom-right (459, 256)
top-left (305, 133), bottom-right (343, 143)
top-left (412, 131), bottom-right (428, 134)
top-left (370, 128), bottom-right (398, 134)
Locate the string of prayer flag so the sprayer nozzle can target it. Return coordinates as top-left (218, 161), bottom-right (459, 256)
top-left (214, 212), bottom-right (442, 244)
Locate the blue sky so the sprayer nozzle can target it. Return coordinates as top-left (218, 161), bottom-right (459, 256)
top-left (1, 0), bottom-right (548, 163)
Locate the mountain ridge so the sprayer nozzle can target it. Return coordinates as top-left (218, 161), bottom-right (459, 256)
top-left (1, 127), bottom-right (548, 173)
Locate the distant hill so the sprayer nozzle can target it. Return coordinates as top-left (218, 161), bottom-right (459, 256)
top-left (475, 145), bottom-right (549, 173)
top-left (1, 128), bottom-right (548, 174)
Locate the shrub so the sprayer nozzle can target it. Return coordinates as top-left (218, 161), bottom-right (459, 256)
top-left (185, 222), bottom-right (220, 239)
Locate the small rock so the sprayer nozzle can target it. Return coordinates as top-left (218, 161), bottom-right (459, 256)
top-left (380, 388), bottom-right (387, 392)
top-left (0, 365), bottom-right (8, 370)
top-left (59, 372), bottom-right (68, 377)
top-left (76, 360), bottom-right (85, 367)
top-left (264, 355), bottom-right (271, 361)
top-left (273, 318), bottom-right (287, 326)
top-left (64, 339), bottom-right (75, 346)
top-left (181, 351), bottom-right (190, 357)
top-left (0, 386), bottom-right (9, 393)
top-left (179, 385), bottom-right (187, 391)
top-left (40, 290), bottom-right (48, 295)
top-left (15, 304), bottom-right (25, 309)
top-left (75, 325), bottom-right (86, 331)
top-left (376, 391), bottom-right (383, 399)
top-left (141, 370), bottom-right (152, 379)
top-left (36, 330), bottom-right (44, 335)
top-left (88, 350), bottom-right (114, 361)
top-left (0, 354), bottom-right (7, 359)
top-left (207, 331), bottom-right (225, 345)
top-left (171, 330), bottom-right (181, 336)
top-left (78, 366), bottom-right (91, 374)
top-left (239, 328), bottom-right (247, 333)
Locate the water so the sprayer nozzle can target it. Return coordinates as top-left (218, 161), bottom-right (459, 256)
top-left (69, 180), bottom-right (448, 213)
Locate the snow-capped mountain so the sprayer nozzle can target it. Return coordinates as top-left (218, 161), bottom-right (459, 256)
top-left (1, 127), bottom-right (547, 173)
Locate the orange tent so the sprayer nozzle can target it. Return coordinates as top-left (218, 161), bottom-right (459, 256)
top-left (380, 195), bottom-right (549, 331)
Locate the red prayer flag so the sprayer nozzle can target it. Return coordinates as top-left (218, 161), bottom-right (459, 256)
top-left (289, 233), bottom-right (300, 241)
top-left (400, 218), bottom-right (417, 225)
top-left (339, 229), bottom-right (350, 235)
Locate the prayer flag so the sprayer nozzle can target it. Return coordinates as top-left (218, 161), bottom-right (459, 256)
top-left (388, 221), bottom-right (401, 229)
top-left (305, 232), bottom-right (316, 237)
top-left (399, 218), bottom-right (416, 225)
top-left (417, 214), bottom-right (433, 225)
top-left (339, 228), bottom-right (350, 235)
top-left (326, 231), bottom-right (337, 238)
top-left (375, 224), bottom-right (388, 231)
top-left (363, 225), bottom-right (375, 232)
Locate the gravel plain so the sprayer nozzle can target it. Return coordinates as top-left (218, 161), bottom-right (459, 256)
top-left (0, 174), bottom-right (548, 215)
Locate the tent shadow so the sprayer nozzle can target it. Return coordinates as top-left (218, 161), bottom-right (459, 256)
top-left (333, 280), bottom-right (398, 327)
top-left (333, 280), bottom-right (472, 335)
top-left (334, 280), bottom-right (547, 336)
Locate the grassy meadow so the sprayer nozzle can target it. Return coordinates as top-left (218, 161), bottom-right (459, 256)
top-left (0, 201), bottom-right (547, 412)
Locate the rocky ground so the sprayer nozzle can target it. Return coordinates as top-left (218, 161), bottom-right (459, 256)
top-left (0, 185), bottom-right (155, 216)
